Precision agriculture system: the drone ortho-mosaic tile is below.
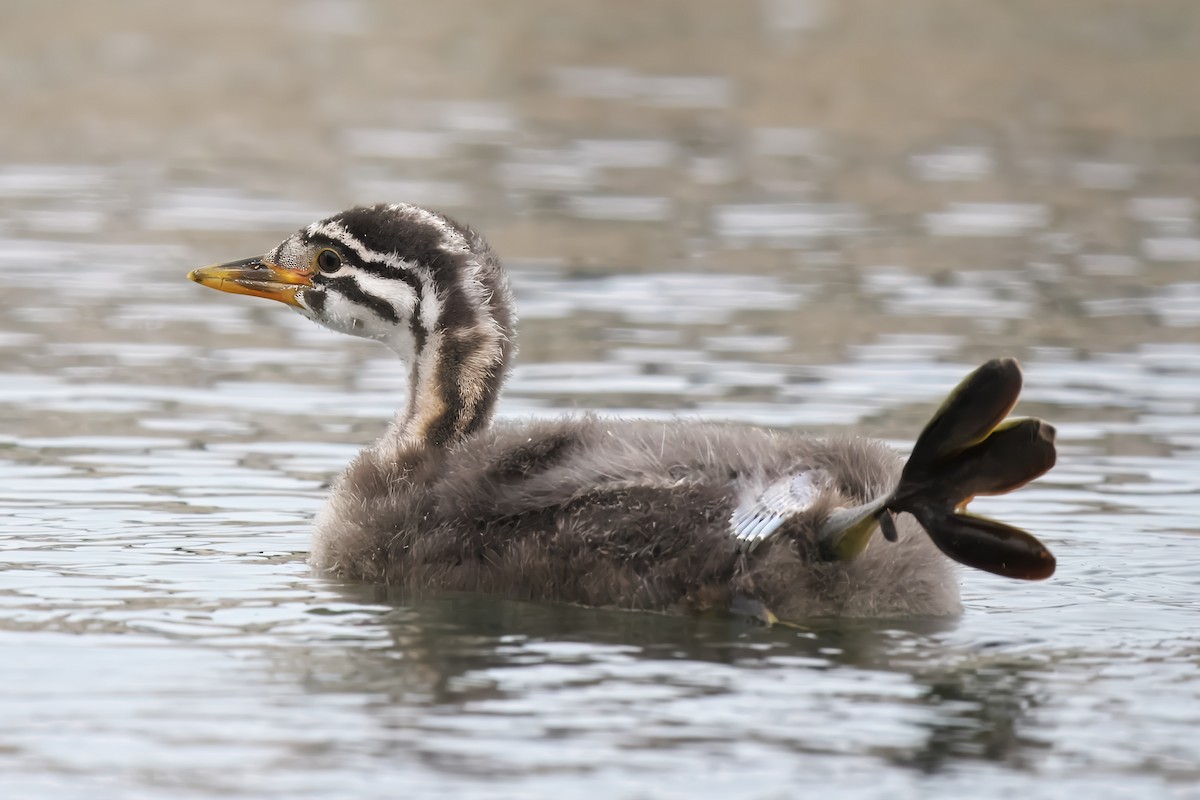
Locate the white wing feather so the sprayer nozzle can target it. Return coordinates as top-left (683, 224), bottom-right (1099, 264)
top-left (730, 470), bottom-right (829, 553)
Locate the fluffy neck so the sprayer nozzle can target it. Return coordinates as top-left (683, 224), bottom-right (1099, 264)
top-left (383, 245), bottom-right (515, 454)
top-left (390, 324), bottom-right (509, 451)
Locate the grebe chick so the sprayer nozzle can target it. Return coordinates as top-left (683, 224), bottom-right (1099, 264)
top-left (188, 203), bottom-right (1057, 621)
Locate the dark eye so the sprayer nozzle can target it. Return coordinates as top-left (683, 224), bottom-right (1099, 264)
top-left (315, 248), bottom-right (342, 274)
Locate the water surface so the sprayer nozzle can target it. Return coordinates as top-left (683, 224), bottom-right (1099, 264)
top-left (2, 2), bottom-right (1199, 798)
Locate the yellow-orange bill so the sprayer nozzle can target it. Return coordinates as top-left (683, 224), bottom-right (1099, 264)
top-left (187, 257), bottom-right (312, 308)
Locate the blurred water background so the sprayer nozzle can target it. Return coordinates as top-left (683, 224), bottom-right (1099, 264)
top-left (1, 1), bottom-right (1199, 798)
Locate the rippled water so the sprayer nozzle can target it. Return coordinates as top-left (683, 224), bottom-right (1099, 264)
top-left (2, 2), bottom-right (1200, 798)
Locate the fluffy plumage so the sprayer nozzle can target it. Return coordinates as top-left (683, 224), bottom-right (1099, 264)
top-left (313, 419), bottom-right (959, 619)
top-left (188, 203), bottom-right (1058, 622)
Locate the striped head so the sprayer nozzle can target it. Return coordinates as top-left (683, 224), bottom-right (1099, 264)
top-left (189, 203), bottom-right (515, 359)
top-left (189, 204), bottom-right (517, 446)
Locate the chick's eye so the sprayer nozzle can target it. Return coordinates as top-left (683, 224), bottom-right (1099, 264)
top-left (315, 248), bottom-right (342, 274)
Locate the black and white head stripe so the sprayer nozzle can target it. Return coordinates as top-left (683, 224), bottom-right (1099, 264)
top-left (297, 204), bottom-right (507, 337)
top-left (284, 204), bottom-right (517, 448)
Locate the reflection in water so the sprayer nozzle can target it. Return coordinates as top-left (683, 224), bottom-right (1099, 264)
top-left (1, 1), bottom-right (1200, 798)
top-left (900, 663), bottom-right (1046, 774)
top-left (286, 590), bottom-right (1047, 781)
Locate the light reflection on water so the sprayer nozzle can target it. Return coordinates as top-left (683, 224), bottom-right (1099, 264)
top-left (2, 2), bottom-right (1200, 799)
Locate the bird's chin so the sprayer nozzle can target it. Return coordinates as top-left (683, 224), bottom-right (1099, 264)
top-left (297, 299), bottom-right (390, 343)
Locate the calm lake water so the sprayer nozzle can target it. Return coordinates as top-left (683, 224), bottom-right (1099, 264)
top-left (2, 2), bottom-right (1200, 798)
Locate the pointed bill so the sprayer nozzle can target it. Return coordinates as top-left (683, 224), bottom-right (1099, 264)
top-left (188, 256), bottom-right (313, 307)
